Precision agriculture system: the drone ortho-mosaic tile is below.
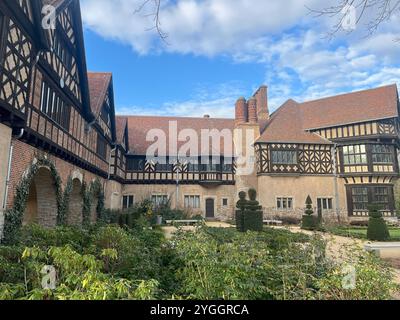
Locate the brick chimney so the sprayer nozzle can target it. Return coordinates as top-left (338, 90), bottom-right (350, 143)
top-left (248, 98), bottom-right (257, 123)
top-left (235, 97), bottom-right (248, 124)
top-left (254, 85), bottom-right (269, 120)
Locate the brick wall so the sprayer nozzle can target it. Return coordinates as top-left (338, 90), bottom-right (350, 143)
top-left (6, 139), bottom-right (105, 211)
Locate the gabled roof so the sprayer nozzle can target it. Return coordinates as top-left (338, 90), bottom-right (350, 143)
top-left (88, 72), bottom-right (112, 116)
top-left (257, 100), bottom-right (332, 145)
top-left (302, 84), bottom-right (399, 130)
top-left (257, 84), bottom-right (399, 145)
top-left (115, 116), bottom-right (127, 146)
top-left (117, 115), bottom-right (235, 156)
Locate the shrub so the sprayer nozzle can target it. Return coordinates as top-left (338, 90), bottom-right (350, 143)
top-left (350, 220), bottom-right (369, 227)
top-left (236, 189), bottom-right (263, 232)
top-left (279, 216), bottom-right (301, 226)
top-left (367, 205), bottom-right (390, 241)
top-left (302, 196), bottom-right (318, 231)
top-left (235, 191), bottom-right (247, 232)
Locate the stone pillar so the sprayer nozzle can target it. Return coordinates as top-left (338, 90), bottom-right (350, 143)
top-left (0, 123), bottom-right (12, 238)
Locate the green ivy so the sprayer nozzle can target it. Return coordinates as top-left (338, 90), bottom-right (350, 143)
top-left (89, 178), bottom-right (105, 222)
top-left (3, 157), bottom-right (63, 244)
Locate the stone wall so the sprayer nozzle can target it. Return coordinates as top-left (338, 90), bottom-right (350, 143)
top-left (120, 184), bottom-right (236, 221)
top-left (258, 175), bottom-right (349, 223)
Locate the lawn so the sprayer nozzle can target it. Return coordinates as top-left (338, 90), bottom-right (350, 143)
top-left (329, 226), bottom-right (400, 241)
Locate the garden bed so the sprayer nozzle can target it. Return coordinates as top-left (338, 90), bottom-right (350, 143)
top-left (328, 226), bottom-right (400, 241)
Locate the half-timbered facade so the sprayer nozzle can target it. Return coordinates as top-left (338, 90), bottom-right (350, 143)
top-left (252, 85), bottom-right (400, 221)
top-left (0, 0), bottom-right (399, 233)
top-left (0, 0), bottom-right (116, 234)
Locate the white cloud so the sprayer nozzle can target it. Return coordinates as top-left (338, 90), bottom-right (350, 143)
top-left (81, 0), bottom-right (400, 115)
top-left (116, 82), bottom-right (246, 118)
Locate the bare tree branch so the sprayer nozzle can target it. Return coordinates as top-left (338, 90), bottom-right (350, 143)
top-left (134, 0), bottom-right (169, 43)
top-left (307, 0), bottom-right (400, 41)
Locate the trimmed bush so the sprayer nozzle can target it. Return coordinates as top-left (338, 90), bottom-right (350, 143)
top-left (367, 205), bottom-right (390, 241)
top-left (302, 195), bottom-right (318, 231)
top-left (243, 189), bottom-right (263, 232)
top-left (235, 191), bottom-right (247, 232)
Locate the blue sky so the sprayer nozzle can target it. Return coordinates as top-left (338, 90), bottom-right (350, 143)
top-left (81, 0), bottom-right (400, 118)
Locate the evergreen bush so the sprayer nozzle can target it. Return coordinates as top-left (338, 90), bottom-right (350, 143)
top-left (235, 191), bottom-right (247, 232)
top-left (236, 189), bottom-right (263, 232)
top-left (302, 195), bottom-right (318, 230)
top-left (367, 205), bottom-right (390, 241)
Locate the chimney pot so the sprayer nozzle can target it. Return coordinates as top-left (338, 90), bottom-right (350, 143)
top-left (235, 98), bottom-right (248, 124)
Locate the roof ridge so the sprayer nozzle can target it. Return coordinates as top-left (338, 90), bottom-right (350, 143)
top-left (117, 114), bottom-right (234, 121)
top-left (299, 84), bottom-right (397, 106)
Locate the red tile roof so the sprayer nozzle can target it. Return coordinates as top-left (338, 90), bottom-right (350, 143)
top-left (115, 116), bottom-right (127, 145)
top-left (257, 100), bottom-right (332, 145)
top-left (258, 84), bottom-right (399, 144)
top-left (87, 72), bottom-right (112, 116)
top-left (117, 115), bottom-right (235, 156)
top-left (302, 84), bottom-right (399, 130)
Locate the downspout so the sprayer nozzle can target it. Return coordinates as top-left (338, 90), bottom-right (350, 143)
top-left (3, 129), bottom-right (24, 217)
top-left (332, 143), bottom-right (341, 224)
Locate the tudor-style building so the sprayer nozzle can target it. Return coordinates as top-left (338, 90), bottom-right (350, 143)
top-left (0, 0), bottom-right (399, 236)
top-left (0, 0), bottom-right (116, 233)
top-left (252, 85), bottom-right (400, 221)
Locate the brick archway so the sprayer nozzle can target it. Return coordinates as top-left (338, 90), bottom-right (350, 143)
top-left (67, 178), bottom-right (83, 226)
top-left (23, 167), bottom-right (58, 228)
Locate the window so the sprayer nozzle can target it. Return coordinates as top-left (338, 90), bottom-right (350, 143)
top-left (351, 187), bottom-right (368, 211)
top-left (343, 145), bottom-right (367, 165)
top-left (40, 81), bottom-right (71, 130)
top-left (155, 162), bottom-right (173, 172)
top-left (100, 103), bottom-right (111, 128)
top-left (350, 185), bottom-right (393, 214)
top-left (152, 195), bottom-right (168, 207)
top-left (126, 157), bottom-right (145, 171)
top-left (53, 35), bottom-right (72, 69)
top-left (317, 198), bottom-right (333, 211)
top-left (184, 195), bottom-right (200, 209)
top-left (96, 135), bottom-right (108, 159)
top-left (122, 195), bottom-right (134, 209)
top-left (373, 186), bottom-right (390, 210)
top-left (276, 197), bottom-right (293, 210)
top-left (372, 145), bottom-right (393, 164)
top-left (222, 198), bottom-right (228, 206)
top-left (271, 150), bottom-right (297, 164)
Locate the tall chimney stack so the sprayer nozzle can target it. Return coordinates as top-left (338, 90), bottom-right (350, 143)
top-left (235, 97), bottom-right (248, 124)
top-left (248, 98), bottom-right (257, 123)
top-left (254, 85), bottom-right (269, 120)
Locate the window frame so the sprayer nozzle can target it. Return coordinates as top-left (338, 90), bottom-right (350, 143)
top-left (151, 195), bottom-right (169, 207)
top-left (342, 144), bottom-right (367, 165)
top-left (184, 195), bottom-right (201, 209)
top-left (371, 144), bottom-right (393, 164)
top-left (222, 198), bottom-right (229, 207)
top-left (347, 185), bottom-right (395, 215)
top-left (317, 197), bottom-right (333, 211)
top-left (276, 197), bottom-right (294, 211)
top-left (122, 195), bottom-right (134, 209)
top-left (271, 150), bottom-right (298, 165)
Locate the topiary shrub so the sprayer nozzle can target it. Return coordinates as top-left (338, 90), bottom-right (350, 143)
top-left (243, 189), bottom-right (263, 232)
top-left (301, 195), bottom-right (318, 231)
top-left (235, 191), bottom-right (247, 232)
top-left (367, 205), bottom-right (390, 241)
